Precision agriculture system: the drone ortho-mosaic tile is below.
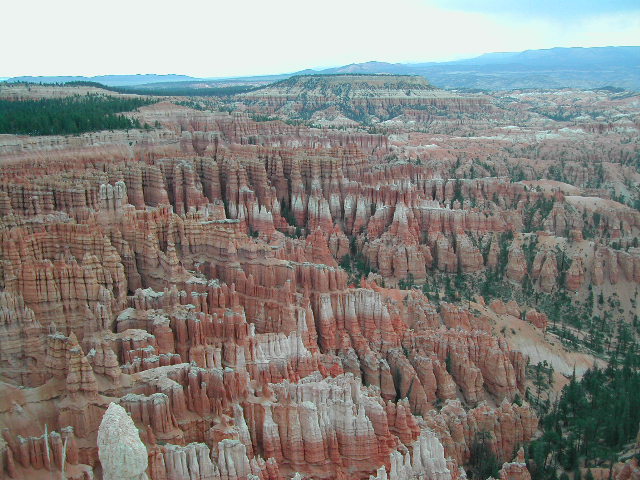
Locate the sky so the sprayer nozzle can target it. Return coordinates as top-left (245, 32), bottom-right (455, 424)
top-left (1, 0), bottom-right (639, 78)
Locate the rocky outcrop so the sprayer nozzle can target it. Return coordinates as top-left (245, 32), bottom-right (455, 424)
top-left (1, 426), bottom-right (83, 478)
top-left (531, 249), bottom-right (558, 293)
top-left (98, 402), bottom-right (149, 480)
top-left (403, 328), bottom-right (526, 404)
top-left (499, 448), bottom-right (531, 480)
top-left (0, 291), bottom-right (46, 386)
top-left (617, 457), bottom-right (640, 480)
top-left (566, 256), bottom-right (585, 290)
top-left (428, 399), bottom-right (537, 465)
top-left (506, 245), bottom-right (527, 283)
top-left (525, 309), bottom-right (548, 331)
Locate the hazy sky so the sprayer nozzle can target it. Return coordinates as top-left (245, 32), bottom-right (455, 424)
top-left (2, 0), bottom-right (638, 78)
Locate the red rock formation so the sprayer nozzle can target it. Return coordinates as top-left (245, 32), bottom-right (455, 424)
top-left (5, 83), bottom-right (638, 480)
top-left (427, 399), bottom-right (537, 465)
top-left (525, 310), bottom-right (548, 331)
top-left (2, 426), bottom-right (84, 478)
top-left (617, 457), bottom-right (640, 480)
top-left (500, 448), bottom-right (532, 480)
top-left (491, 300), bottom-right (507, 315)
top-left (0, 291), bottom-right (46, 386)
top-left (506, 245), bottom-right (527, 283)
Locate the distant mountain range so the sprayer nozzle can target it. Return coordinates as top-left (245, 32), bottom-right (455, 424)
top-left (5, 74), bottom-right (198, 87)
top-left (299, 47), bottom-right (640, 90)
top-left (438, 46), bottom-right (640, 68)
top-left (5, 46), bottom-right (640, 91)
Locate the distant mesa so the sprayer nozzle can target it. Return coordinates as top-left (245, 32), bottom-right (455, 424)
top-left (245, 73), bottom-right (436, 97)
top-left (238, 73), bottom-right (484, 125)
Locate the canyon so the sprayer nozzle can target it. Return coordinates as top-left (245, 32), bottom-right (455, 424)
top-left (0, 76), bottom-right (638, 480)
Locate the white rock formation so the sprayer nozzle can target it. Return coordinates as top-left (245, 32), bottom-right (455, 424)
top-left (98, 402), bottom-right (149, 480)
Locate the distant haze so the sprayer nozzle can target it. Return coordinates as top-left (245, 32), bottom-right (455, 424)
top-left (2, 0), bottom-right (639, 77)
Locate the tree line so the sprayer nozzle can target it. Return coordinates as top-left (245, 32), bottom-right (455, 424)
top-left (527, 351), bottom-right (640, 480)
top-left (0, 94), bottom-right (155, 135)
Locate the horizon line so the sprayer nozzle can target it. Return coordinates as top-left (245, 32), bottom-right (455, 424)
top-left (2, 44), bottom-right (638, 79)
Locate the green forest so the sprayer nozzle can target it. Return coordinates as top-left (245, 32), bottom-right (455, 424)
top-left (0, 94), bottom-right (155, 135)
top-left (527, 351), bottom-right (640, 480)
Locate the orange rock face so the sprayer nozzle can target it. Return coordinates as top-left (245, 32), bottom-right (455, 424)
top-left (2, 82), bottom-right (638, 480)
top-left (616, 457), bottom-right (640, 480)
top-left (500, 448), bottom-right (532, 480)
top-left (524, 309), bottom-right (548, 331)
